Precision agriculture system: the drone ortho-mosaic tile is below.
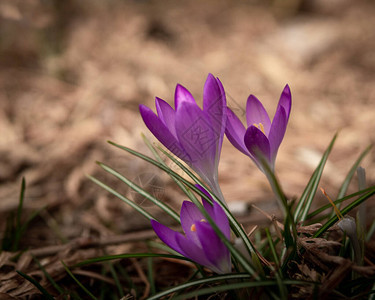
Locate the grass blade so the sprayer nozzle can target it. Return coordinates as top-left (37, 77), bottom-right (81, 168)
top-left (87, 175), bottom-right (154, 221)
top-left (16, 270), bottom-right (55, 300)
top-left (307, 186), bottom-right (374, 220)
top-left (107, 262), bottom-right (124, 298)
top-left (33, 256), bottom-right (65, 295)
top-left (13, 178), bottom-right (26, 251)
top-left (336, 144), bottom-right (372, 201)
top-left (141, 134), bottom-right (196, 200)
top-left (97, 161), bottom-right (180, 222)
top-left (147, 274), bottom-right (315, 300)
top-left (313, 187), bottom-right (375, 238)
top-left (74, 253), bottom-right (189, 268)
top-left (108, 140), bottom-right (259, 276)
top-left (294, 133), bottom-right (338, 222)
top-left (62, 261), bottom-right (98, 300)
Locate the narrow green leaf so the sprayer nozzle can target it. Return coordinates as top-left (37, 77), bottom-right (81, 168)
top-left (152, 146), bottom-right (259, 270)
top-left (366, 219), bottom-right (375, 242)
top-left (107, 262), bottom-right (124, 298)
top-left (265, 228), bottom-right (280, 269)
top-left (295, 133), bottom-right (338, 222)
top-left (336, 145), bottom-right (372, 201)
top-left (173, 280), bottom-right (313, 300)
top-left (148, 275), bottom-right (315, 300)
top-left (108, 140), bottom-right (259, 276)
top-left (62, 261), bottom-right (98, 300)
top-left (314, 187), bottom-right (375, 238)
top-left (147, 255), bottom-right (156, 295)
top-left (87, 175), bottom-right (154, 221)
top-left (16, 270), bottom-right (55, 300)
top-left (13, 178), bottom-right (26, 251)
top-left (33, 256), bottom-right (65, 295)
top-left (142, 134), bottom-right (196, 200)
top-left (259, 155), bottom-right (297, 251)
top-left (74, 253), bottom-right (189, 268)
top-left (307, 186), bottom-right (374, 219)
top-left (97, 162), bottom-right (180, 222)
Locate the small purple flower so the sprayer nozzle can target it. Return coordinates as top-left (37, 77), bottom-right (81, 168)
top-left (151, 190), bottom-right (231, 274)
top-left (226, 85), bottom-right (291, 172)
top-left (139, 74), bottom-right (226, 191)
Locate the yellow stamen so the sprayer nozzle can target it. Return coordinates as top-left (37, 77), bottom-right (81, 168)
top-left (253, 122), bottom-right (265, 135)
top-left (190, 224), bottom-right (196, 232)
top-left (200, 219), bottom-right (207, 223)
top-left (320, 187), bottom-right (343, 220)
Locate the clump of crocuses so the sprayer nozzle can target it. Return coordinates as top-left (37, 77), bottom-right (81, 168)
top-left (225, 85), bottom-right (291, 173)
top-left (151, 187), bottom-right (231, 274)
top-left (139, 74), bottom-right (227, 203)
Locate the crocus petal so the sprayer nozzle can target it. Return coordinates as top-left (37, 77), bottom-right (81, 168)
top-left (193, 185), bottom-right (229, 239)
top-left (155, 97), bottom-right (177, 138)
top-left (246, 95), bottom-right (271, 136)
top-left (180, 201), bottom-right (205, 246)
top-left (194, 184), bottom-right (215, 217)
top-left (212, 201), bottom-right (230, 240)
top-left (151, 220), bottom-right (185, 255)
top-left (277, 84), bottom-right (292, 121)
top-left (174, 84), bottom-right (196, 110)
top-left (139, 105), bottom-right (191, 163)
top-left (203, 74), bottom-right (227, 160)
top-left (175, 101), bottom-right (216, 176)
top-left (268, 106), bottom-right (287, 165)
top-left (244, 126), bottom-right (271, 166)
top-left (196, 222), bottom-right (231, 274)
top-left (225, 108), bottom-right (250, 156)
top-left (175, 234), bottom-right (212, 267)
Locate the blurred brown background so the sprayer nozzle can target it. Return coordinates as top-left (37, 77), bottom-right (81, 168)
top-left (1, 0), bottom-right (375, 245)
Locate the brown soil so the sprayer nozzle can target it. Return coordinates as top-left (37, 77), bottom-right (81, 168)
top-left (1, 0), bottom-right (375, 298)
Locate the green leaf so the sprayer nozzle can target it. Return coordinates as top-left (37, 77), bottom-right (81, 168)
top-left (307, 186), bottom-right (374, 220)
top-left (313, 187), bottom-right (375, 238)
top-left (147, 274), bottom-right (315, 300)
top-left (336, 144), bottom-right (372, 201)
top-left (33, 256), bottom-right (65, 295)
top-left (107, 140), bottom-right (259, 277)
top-left (16, 270), bottom-right (55, 300)
top-left (13, 178), bottom-right (26, 251)
top-left (107, 262), bottom-right (124, 298)
top-left (142, 134), bottom-right (196, 201)
top-left (87, 175), bottom-right (154, 221)
top-left (294, 133), bottom-right (338, 222)
top-left (96, 161), bottom-right (180, 222)
top-left (74, 253), bottom-right (189, 268)
top-left (62, 261), bottom-right (98, 300)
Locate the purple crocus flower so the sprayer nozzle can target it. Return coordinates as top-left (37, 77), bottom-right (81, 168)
top-left (225, 85), bottom-right (291, 172)
top-left (151, 189), bottom-right (231, 274)
top-left (139, 74), bottom-right (226, 199)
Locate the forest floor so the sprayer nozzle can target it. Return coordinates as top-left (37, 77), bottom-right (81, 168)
top-left (0, 0), bottom-right (375, 298)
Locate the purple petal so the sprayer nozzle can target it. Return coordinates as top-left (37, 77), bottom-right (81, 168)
top-left (175, 234), bottom-right (212, 267)
top-left (174, 84), bottom-right (196, 110)
top-left (196, 222), bottom-right (231, 273)
top-left (175, 101), bottom-right (216, 176)
top-left (203, 74), bottom-right (227, 160)
top-left (139, 105), bottom-right (191, 163)
top-left (244, 126), bottom-right (271, 166)
top-left (225, 108), bottom-right (250, 156)
top-left (180, 201), bottom-right (205, 246)
top-left (155, 97), bottom-right (177, 138)
top-left (212, 201), bottom-right (230, 240)
top-left (277, 84), bottom-right (292, 121)
top-left (268, 106), bottom-right (287, 165)
top-left (194, 185), bottom-right (215, 217)
top-left (246, 95), bottom-right (271, 136)
top-left (151, 220), bottom-right (185, 255)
